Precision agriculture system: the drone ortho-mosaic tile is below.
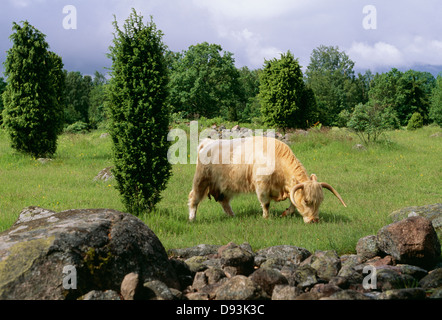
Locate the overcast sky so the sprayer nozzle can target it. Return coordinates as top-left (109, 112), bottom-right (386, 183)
top-left (1, 0), bottom-right (441, 78)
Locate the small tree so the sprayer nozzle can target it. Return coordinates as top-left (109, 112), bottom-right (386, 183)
top-left (260, 51), bottom-right (314, 130)
top-left (347, 102), bottom-right (400, 144)
top-left (429, 74), bottom-right (442, 126)
top-left (108, 10), bottom-right (171, 215)
top-left (2, 21), bottom-right (64, 157)
top-left (407, 112), bottom-right (424, 130)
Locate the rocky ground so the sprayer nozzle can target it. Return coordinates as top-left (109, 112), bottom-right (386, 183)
top-left (0, 204), bottom-right (441, 300)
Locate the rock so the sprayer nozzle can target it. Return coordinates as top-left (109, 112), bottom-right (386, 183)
top-left (379, 288), bottom-right (426, 300)
top-left (430, 132), bottom-right (442, 138)
top-left (120, 272), bottom-right (141, 300)
top-left (375, 268), bottom-right (416, 291)
top-left (215, 275), bottom-right (266, 300)
top-left (168, 244), bottom-right (221, 259)
top-left (294, 265), bottom-right (319, 289)
top-left (0, 207), bottom-right (179, 300)
top-left (352, 144), bottom-right (366, 150)
top-left (93, 166), bottom-right (114, 182)
top-left (99, 133), bottom-right (110, 138)
top-left (310, 283), bottom-right (342, 298)
top-left (389, 204), bottom-right (442, 240)
top-left (249, 268), bottom-right (288, 296)
top-left (419, 268), bottom-right (442, 289)
top-left (376, 216), bottom-right (441, 269)
top-left (79, 290), bottom-right (121, 300)
top-left (310, 250), bottom-right (341, 282)
top-left (184, 256), bottom-right (208, 273)
top-left (325, 290), bottom-right (372, 300)
top-left (37, 158), bottom-right (53, 164)
top-left (356, 235), bottom-right (381, 260)
top-left (143, 280), bottom-right (175, 300)
top-left (271, 285), bottom-right (302, 300)
top-left (254, 245), bottom-right (311, 268)
top-left (220, 244), bottom-right (254, 276)
top-left (429, 287), bottom-right (442, 299)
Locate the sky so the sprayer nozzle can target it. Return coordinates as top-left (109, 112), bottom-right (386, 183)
top-left (1, 0), bottom-right (442, 78)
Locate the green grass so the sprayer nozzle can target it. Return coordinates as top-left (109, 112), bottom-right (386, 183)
top-left (0, 126), bottom-right (441, 255)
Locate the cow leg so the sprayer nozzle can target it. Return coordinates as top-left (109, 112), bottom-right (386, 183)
top-left (282, 203), bottom-right (296, 217)
top-left (220, 197), bottom-right (235, 217)
top-left (188, 181), bottom-right (209, 221)
top-left (256, 191), bottom-right (271, 219)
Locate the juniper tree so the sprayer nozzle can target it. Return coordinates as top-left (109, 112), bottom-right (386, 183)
top-left (2, 21), bottom-right (64, 157)
top-left (107, 10), bottom-right (171, 215)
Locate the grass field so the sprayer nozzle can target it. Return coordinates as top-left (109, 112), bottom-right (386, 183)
top-left (0, 125), bottom-right (440, 255)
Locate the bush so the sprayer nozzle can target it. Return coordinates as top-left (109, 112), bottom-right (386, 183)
top-left (64, 121), bottom-right (90, 134)
top-left (2, 21), bottom-right (64, 157)
top-left (107, 10), bottom-right (171, 215)
top-left (347, 102), bottom-right (400, 144)
top-left (407, 112), bottom-right (424, 130)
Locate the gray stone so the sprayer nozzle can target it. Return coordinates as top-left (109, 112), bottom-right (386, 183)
top-left (0, 207), bottom-right (180, 300)
top-left (379, 288), bottom-right (426, 300)
top-left (419, 268), bottom-right (442, 289)
top-left (271, 285), bottom-right (301, 300)
top-left (310, 250), bottom-right (341, 281)
top-left (356, 235), bottom-right (381, 260)
top-left (255, 245), bottom-right (311, 267)
top-left (249, 267), bottom-right (288, 296)
top-left (79, 290), bottom-right (121, 300)
top-left (168, 244), bottom-right (221, 259)
top-left (215, 275), bottom-right (266, 300)
top-left (294, 265), bottom-right (318, 289)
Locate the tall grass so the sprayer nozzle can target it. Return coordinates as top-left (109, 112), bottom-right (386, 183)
top-left (0, 126), bottom-right (440, 254)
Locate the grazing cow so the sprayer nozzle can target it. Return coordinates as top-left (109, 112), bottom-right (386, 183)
top-left (188, 136), bottom-right (346, 223)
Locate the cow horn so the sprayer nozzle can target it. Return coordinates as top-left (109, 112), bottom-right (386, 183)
top-left (289, 183), bottom-right (304, 206)
top-left (320, 183), bottom-right (347, 207)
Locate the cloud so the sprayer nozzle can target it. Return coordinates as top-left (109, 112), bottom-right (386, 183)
top-left (348, 41), bottom-right (404, 69)
top-left (348, 37), bottom-right (442, 71)
top-left (228, 28), bottom-right (281, 67)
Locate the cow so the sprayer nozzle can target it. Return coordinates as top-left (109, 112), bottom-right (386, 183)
top-left (188, 136), bottom-right (346, 223)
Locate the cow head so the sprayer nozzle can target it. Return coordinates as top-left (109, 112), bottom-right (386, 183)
top-left (289, 174), bottom-right (347, 223)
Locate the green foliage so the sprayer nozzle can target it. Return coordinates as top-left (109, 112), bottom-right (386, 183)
top-left (107, 10), bottom-right (171, 215)
top-left (88, 71), bottom-right (109, 127)
top-left (259, 51), bottom-right (315, 130)
top-left (2, 21), bottom-right (64, 157)
top-left (64, 121), bottom-right (90, 134)
top-left (347, 102), bottom-right (400, 144)
top-left (369, 68), bottom-right (436, 126)
top-left (407, 112), bottom-right (424, 131)
top-left (429, 74), bottom-right (442, 126)
top-left (305, 45), bottom-right (361, 126)
top-left (0, 77), bottom-right (6, 124)
top-left (63, 71), bottom-right (92, 125)
top-left (168, 42), bottom-right (244, 120)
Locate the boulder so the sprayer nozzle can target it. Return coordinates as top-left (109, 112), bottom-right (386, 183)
top-left (389, 203), bottom-right (442, 239)
top-left (376, 216), bottom-right (441, 269)
top-left (254, 245), bottom-right (311, 268)
top-left (249, 267), bottom-right (288, 296)
top-left (0, 207), bottom-right (180, 300)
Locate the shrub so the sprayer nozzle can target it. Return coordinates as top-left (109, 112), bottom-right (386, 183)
top-left (347, 102), bottom-right (400, 144)
top-left (64, 121), bottom-right (90, 134)
top-left (407, 112), bottom-right (424, 130)
top-left (107, 10), bottom-right (171, 215)
top-left (2, 21), bottom-right (64, 157)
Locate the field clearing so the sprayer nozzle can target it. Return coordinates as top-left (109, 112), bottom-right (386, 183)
top-left (0, 126), bottom-right (440, 254)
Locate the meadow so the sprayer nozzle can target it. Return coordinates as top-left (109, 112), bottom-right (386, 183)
top-left (0, 125), bottom-right (440, 255)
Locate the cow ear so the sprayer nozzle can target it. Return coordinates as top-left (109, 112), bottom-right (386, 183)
top-left (310, 174), bottom-right (318, 181)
